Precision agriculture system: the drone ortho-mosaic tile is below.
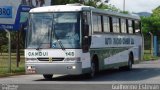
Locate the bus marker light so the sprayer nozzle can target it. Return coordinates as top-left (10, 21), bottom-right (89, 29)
top-left (67, 66), bottom-right (72, 69)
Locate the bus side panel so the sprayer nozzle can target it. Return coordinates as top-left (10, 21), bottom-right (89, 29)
top-left (90, 34), bottom-right (143, 70)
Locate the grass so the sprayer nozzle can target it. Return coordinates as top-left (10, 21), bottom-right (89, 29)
top-left (143, 50), bottom-right (159, 61)
top-left (0, 53), bottom-right (25, 77)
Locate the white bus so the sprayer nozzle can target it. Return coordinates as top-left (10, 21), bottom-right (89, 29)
top-left (25, 4), bottom-right (143, 79)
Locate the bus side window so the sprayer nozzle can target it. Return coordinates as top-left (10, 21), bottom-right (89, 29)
top-left (121, 18), bottom-right (127, 33)
top-left (97, 15), bottom-right (102, 32)
top-left (112, 17), bottom-right (120, 33)
top-left (135, 20), bottom-right (141, 34)
top-left (103, 16), bottom-right (110, 33)
top-left (93, 14), bottom-right (102, 33)
top-left (128, 19), bottom-right (133, 34)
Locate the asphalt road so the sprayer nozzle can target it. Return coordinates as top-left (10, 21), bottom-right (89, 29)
top-left (1, 60), bottom-right (160, 90)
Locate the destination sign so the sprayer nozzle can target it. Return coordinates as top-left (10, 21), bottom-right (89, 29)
top-left (28, 52), bottom-right (48, 57)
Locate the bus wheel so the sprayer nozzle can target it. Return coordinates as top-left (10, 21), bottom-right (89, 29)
top-left (124, 54), bottom-right (133, 70)
top-left (43, 74), bottom-right (53, 79)
top-left (126, 58), bottom-right (132, 70)
top-left (87, 61), bottom-right (96, 78)
top-left (119, 54), bottom-right (133, 71)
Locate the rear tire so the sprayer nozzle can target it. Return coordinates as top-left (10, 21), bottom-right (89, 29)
top-left (119, 54), bottom-right (133, 71)
top-left (43, 74), bottom-right (53, 79)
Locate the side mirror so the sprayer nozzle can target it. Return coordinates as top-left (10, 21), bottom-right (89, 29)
top-left (82, 24), bottom-right (90, 53)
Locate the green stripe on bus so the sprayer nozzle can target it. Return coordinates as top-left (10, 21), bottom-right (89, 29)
top-left (90, 47), bottom-right (130, 70)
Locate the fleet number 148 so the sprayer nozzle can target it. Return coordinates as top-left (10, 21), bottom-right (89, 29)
top-left (65, 52), bottom-right (75, 56)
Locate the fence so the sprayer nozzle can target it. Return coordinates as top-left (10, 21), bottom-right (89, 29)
top-left (0, 31), bottom-right (25, 75)
top-left (0, 51), bottom-right (25, 75)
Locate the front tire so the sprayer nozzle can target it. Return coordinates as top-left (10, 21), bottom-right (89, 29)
top-left (86, 61), bottom-right (96, 78)
top-left (126, 59), bottom-right (132, 70)
top-left (43, 74), bottom-right (53, 79)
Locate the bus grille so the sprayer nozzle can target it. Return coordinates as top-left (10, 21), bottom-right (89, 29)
top-left (37, 58), bottom-right (64, 61)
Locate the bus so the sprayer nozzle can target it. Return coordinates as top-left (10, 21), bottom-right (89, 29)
top-left (25, 4), bottom-right (143, 79)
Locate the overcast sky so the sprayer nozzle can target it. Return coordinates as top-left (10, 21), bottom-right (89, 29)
top-left (107, 0), bottom-right (160, 13)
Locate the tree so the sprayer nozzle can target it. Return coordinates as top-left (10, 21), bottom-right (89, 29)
top-left (141, 6), bottom-right (160, 36)
top-left (152, 6), bottom-right (160, 17)
top-left (0, 31), bottom-right (7, 54)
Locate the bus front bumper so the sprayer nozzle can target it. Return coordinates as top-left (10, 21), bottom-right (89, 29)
top-left (25, 62), bottom-right (82, 75)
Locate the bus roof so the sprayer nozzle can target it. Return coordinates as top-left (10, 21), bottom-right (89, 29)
top-left (30, 4), bottom-right (140, 20)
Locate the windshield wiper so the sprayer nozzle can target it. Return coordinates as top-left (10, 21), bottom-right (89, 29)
top-left (52, 25), bottom-right (65, 51)
top-left (57, 39), bottom-right (65, 51)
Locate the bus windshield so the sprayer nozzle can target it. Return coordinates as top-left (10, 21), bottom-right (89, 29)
top-left (26, 12), bottom-right (80, 49)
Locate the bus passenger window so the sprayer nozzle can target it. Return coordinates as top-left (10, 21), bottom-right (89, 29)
top-left (128, 20), bottom-right (133, 34)
top-left (93, 14), bottom-right (102, 33)
top-left (112, 17), bottom-right (120, 33)
top-left (135, 20), bottom-right (141, 34)
top-left (103, 16), bottom-right (110, 32)
top-left (121, 19), bottom-right (127, 33)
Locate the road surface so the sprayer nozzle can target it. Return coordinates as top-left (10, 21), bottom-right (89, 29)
top-left (0, 60), bottom-right (160, 90)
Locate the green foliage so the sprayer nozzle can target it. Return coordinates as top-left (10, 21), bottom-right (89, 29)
top-left (152, 6), bottom-right (160, 17)
top-left (0, 31), bottom-right (7, 53)
top-left (1, 45), bottom-right (8, 52)
top-left (97, 3), bottom-right (109, 9)
top-left (143, 51), bottom-right (159, 61)
top-left (0, 53), bottom-right (25, 76)
top-left (141, 6), bottom-right (160, 36)
top-left (120, 11), bottom-right (129, 14)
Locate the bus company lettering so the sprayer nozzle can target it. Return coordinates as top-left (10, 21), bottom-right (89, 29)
top-left (28, 52), bottom-right (48, 56)
top-left (105, 38), bottom-right (134, 45)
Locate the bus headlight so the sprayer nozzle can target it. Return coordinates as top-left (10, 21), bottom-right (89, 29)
top-left (72, 66), bottom-right (76, 69)
top-left (64, 57), bottom-right (81, 62)
top-left (26, 66), bottom-right (36, 74)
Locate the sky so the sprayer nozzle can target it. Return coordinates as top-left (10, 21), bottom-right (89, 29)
top-left (107, 0), bottom-right (160, 13)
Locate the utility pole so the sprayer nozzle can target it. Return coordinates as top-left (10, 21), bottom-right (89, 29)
top-left (4, 28), bottom-right (11, 73)
top-left (123, 0), bottom-right (125, 12)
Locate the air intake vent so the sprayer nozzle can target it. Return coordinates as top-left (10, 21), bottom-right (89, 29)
top-left (37, 58), bottom-right (64, 61)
